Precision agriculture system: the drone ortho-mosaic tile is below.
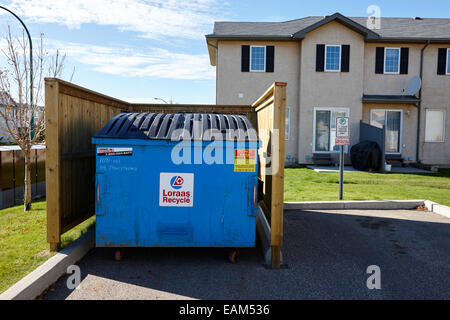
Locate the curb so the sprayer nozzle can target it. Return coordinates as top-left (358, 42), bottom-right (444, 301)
top-left (284, 200), bottom-right (450, 219)
top-left (424, 200), bottom-right (450, 219)
top-left (284, 200), bottom-right (425, 211)
top-left (0, 229), bottom-right (95, 300)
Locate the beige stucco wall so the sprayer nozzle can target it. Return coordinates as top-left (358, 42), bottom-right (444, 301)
top-left (364, 43), bottom-right (423, 95)
top-left (420, 44), bottom-right (450, 165)
top-left (216, 40), bottom-right (301, 161)
top-left (362, 104), bottom-right (418, 163)
top-left (298, 21), bottom-right (365, 164)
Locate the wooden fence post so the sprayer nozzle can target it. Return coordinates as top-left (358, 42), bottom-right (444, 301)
top-left (270, 82), bottom-right (287, 269)
top-left (45, 79), bottom-right (61, 251)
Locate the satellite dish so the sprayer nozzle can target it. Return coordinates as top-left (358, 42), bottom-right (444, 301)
top-left (407, 76), bottom-right (422, 95)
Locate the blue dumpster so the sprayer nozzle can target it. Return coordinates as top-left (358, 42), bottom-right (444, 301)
top-left (92, 112), bottom-right (259, 249)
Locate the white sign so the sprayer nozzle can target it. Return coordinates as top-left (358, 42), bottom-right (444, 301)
top-left (336, 117), bottom-right (350, 146)
top-left (97, 147), bottom-right (133, 156)
top-left (159, 173), bottom-right (194, 207)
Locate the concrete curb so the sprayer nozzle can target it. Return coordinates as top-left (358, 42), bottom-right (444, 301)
top-left (284, 200), bottom-right (450, 220)
top-left (284, 200), bottom-right (425, 211)
top-left (0, 229), bottom-right (95, 300)
top-left (424, 200), bottom-right (450, 219)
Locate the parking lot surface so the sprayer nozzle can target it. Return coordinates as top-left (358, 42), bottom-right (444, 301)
top-left (44, 209), bottom-right (450, 300)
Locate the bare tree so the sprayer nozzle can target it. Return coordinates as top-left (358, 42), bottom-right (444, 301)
top-left (0, 26), bottom-right (70, 211)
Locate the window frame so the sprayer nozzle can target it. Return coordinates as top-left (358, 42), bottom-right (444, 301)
top-left (249, 45), bottom-right (266, 73)
top-left (383, 47), bottom-right (401, 74)
top-left (370, 109), bottom-right (404, 154)
top-left (285, 107), bottom-right (290, 141)
top-left (425, 109), bottom-right (446, 143)
top-left (447, 48), bottom-right (450, 75)
top-left (312, 107), bottom-right (350, 154)
top-left (324, 45), bottom-right (342, 72)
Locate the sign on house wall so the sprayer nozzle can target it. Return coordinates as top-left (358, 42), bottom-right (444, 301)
top-left (335, 117), bottom-right (350, 146)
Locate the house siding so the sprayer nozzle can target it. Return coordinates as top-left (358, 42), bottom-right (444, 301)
top-left (216, 40), bottom-right (301, 161)
top-left (298, 21), bottom-right (365, 164)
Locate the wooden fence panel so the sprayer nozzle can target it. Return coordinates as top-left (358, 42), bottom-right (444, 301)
top-left (45, 79), bottom-right (127, 250)
top-left (253, 82), bottom-right (287, 269)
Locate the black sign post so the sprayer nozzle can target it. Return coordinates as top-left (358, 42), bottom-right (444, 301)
top-left (336, 117), bottom-right (350, 201)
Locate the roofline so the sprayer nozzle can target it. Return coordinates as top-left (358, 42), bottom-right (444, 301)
top-left (205, 34), bottom-right (294, 41)
top-left (205, 34), bottom-right (450, 44)
top-left (292, 12), bottom-right (380, 40)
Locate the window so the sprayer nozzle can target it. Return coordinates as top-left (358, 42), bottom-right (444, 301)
top-left (250, 46), bottom-right (266, 72)
top-left (325, 45), bottom-right (341, 72)
top-left (447, 49), bottom-right (450, 75)
top-left (384, 48), bottom-right (400, 74)
top-left (313, 108), bottom-right (349, 153)
top-left (370, 109), bottom-right (403, 153)
top-left (285, 107), bottom-right (290, 141)
top-left (425, 110), bottom-right (445, 142)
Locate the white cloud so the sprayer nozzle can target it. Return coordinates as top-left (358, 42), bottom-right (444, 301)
top-left (4, 0), bottom-right (223, 40)
top-left (46, 39), bottom-right (215, 80)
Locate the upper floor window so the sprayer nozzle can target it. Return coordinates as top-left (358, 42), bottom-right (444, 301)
top-left (376, 47), bottom-right (409, 75)
top-left (241, 45), bottom-right (275, 73)
top-left (325, 45), bottom-right (341, 72)
top-left (316, 44), bottom-right (350, 73)
top-left (384, 48), bottom-right (400, 74)
top-left (250, 46), bottom-right (266, 72)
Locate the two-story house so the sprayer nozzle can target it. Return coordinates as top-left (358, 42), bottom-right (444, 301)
top-left (205, 13), bottom-right (450, 166)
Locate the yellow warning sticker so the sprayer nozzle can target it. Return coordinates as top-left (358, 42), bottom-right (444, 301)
top-left (234, 149), bottom-right (256, 172)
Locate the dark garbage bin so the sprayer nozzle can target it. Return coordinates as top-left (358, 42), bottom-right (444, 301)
top-left (350, 141), bottom-right (382, 171)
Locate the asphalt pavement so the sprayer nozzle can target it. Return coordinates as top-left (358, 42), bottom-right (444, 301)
top-left (44, 209), bottom-right (450, 300)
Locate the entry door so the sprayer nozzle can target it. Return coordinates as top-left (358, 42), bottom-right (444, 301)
top-left (370, 110), bottom-right (403, 154)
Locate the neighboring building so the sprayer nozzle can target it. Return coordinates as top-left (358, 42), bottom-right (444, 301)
top-left (205, 13), bottom-right (450, 165)
top-left (0, 105), bottom-right (44, 143)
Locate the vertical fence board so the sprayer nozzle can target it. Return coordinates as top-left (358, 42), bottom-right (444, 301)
top-left (253, 82), bottom-right (287, 269)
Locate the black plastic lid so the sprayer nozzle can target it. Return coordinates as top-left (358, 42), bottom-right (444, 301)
top-left (94, 112), bottom-right (258, 142)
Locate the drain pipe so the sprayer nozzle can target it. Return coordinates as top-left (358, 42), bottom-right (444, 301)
top-left (416, 40), bottom-right (430, 164)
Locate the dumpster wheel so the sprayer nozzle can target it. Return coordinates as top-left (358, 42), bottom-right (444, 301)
top-left (228, 249), bottom-right (239, 264)
top-left (114, 249), bottom-right (122, 261)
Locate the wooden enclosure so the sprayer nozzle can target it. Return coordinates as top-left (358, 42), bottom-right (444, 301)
top-left (253, 82), bottom-right (287, 268)
top-left (45, 78), bottom-right (286, 268)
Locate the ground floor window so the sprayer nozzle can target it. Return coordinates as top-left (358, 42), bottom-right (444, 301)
top-left (370, 109), bottom-right (403, 153)
top-left (425, 109), bottom-right (445, 142)
top-left (285, 107), bottom-right (290, 141)
top-left (313, 108), bottom-right (349, 152)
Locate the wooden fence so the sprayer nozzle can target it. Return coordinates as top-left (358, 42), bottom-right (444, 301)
top-left (253, 82), bottom-right (287, 269)
top-left (45, 78), bottom-right (286, 268)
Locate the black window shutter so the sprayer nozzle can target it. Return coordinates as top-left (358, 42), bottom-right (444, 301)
top-left (375, 47), bottom-right (385, 74)
top-left (400, 47), bottom-right (409, 74)
top-left (266, 46), bottom-right (275, 72)
top-left (241, 45), bottom-right (250, 72)
top-left (437, 48), bottom-right (447, 75)
top-left (341, 45), bottom-right (350, 72)
top-left (316, 44), bottom-right (325, 72)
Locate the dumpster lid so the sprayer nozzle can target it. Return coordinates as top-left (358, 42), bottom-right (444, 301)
top-left (94, 112), bottom-right (259, 142)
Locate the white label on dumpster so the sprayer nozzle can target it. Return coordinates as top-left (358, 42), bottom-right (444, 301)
top-left (159, 173), bottom-right (194, 207)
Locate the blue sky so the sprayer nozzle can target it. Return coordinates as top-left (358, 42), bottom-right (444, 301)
top-left (1, 0), bottom-right (450, 104)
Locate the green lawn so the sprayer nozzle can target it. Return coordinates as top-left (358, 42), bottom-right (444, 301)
top-left (0, 199), bottom-right (95, 294)
top-left (285, 168), bottom-right (450, 206)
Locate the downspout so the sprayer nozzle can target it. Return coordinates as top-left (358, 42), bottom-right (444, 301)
top-left (416, 40), bottom-right (430, 164)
